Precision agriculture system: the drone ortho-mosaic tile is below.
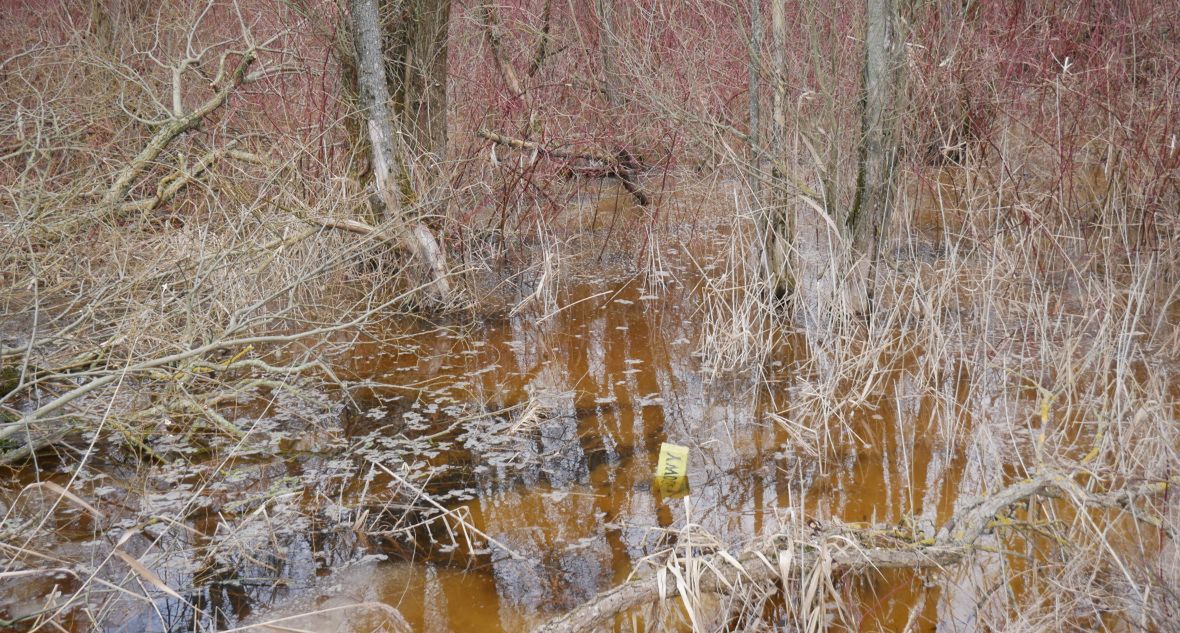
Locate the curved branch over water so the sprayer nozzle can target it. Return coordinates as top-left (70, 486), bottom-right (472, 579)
top-left (534, 473), bottom-right (1177, 633)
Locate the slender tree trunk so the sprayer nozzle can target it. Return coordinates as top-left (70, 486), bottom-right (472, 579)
top-left (846, 0), bottom-right (903, 310)
top-left (528, 0), bottom-right (554, 78)
top-left (748, 0), bottom-right (763, 202)
top-left (351, 0), bottom-right (403, 211)
top-left (349, 0), bottom-right (451, 300)
top-left (588, 2), bottom-right (651, 208)
top-left (770, 2), bottom-right (786, 149)
top-left (763, 0), bottom-right (797, 302)
top-left (596, 0), bottom-right (621, 109)
top-left (381, 0), bottom-right (450, 205)
top-left (750, 0), bottom-right (787, 304)
top-left (478, 3), bottom-right (524, 99)
top-left (403, 0), bottom-right (450, 164)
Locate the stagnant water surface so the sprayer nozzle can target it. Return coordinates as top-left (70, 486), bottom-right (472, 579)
top-left (4, 237), bottom-right (1017, 632)
top-left (241, 244), bottom-right (982, 632)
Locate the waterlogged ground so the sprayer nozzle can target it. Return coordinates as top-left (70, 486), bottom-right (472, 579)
top-left (4, 228), bottom-right (1123, 632)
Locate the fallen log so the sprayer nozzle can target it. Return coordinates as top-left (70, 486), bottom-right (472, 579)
top-left (533, 473), bottom-right (1177, 633)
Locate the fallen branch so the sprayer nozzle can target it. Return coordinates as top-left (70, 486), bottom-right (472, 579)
top-left (0, 273), bottom-right (438, 457)
top-left (477, 128), bottom-right (651, 206)
top-left (478, 127), bottom-right (614, 163)
top-left (116, 141), bottom-right (239, 214)
top-left (102, 50), bottom-right (257, 209)
top-left (304, 216), bottom-right (378, 236)
top-left (34, 44), bottom-right (280, 239)
top-left (533, 473), bottom-right (1178, 633)
top-left (0, 421), bottom-right (81, 466)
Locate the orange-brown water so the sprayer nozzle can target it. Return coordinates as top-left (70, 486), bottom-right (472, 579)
top-left (235, 243), bottom-right (979, 632)
top-left (7, 230), bottom-right (1162, 633)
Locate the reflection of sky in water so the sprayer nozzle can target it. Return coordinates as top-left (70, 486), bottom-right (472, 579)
top-left (88, 252), bottom-right (1021, 632)
top-left (313, 265), bottom-right (954, 631)
top-left (233, 250), bottom-right (1072, 633)
top-left (14, 219), bottom-right (1170, 633)
top-left (312, 265), bottom-right (801, 629)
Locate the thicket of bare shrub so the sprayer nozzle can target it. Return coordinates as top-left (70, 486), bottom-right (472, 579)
top-left (1, 0), bottom-right (1177, 631)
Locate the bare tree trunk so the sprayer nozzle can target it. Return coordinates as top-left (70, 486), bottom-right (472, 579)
top-left (528, 0), bottom-right (554, 78)
top-left (478, 3), bottom-right (524, 99)
top-left (846, 0), bottom-right (903, 311)
top-left (403, 0), bottom-right (450, 164)
top-left (349, 0), bottom-right (451, 301)
top-left (352, 0), bottom-right (403, 206)
top-left (596, 0), bottom-right (621, 109)
top-left (750, 0), bottom-right (793, 304)
top-left (747, 0), bottom-right (762, 203)
top-left (380, 0), bottom-right (450, 203)
top-left (763, 0), bottom-right (797, 302)
top-left (87, 0), bottom-right (113, 46)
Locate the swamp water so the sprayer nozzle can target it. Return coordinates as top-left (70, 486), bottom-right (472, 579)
top-left (3, 232), bottom-right (1057, 632)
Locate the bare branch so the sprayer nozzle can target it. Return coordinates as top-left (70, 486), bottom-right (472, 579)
top-left (478, 3), bottom-right (524, 98)
top-left (533, 474), bottom-right (1179, 633)
top-left (100, 48), bottom-right (258, 211)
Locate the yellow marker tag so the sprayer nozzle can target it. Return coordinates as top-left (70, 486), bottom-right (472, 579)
top-left (655, 442), bottom-right (690, 497)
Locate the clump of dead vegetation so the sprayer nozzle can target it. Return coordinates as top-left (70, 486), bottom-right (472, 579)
top-left (674, 2), bottom-right (1180, 630)
top-left (1, 0), bottom-right (1177, 631)
top-left (0, 2), bottom-right (425, 462)
top-left (0, 4), bottom-right (444, 626)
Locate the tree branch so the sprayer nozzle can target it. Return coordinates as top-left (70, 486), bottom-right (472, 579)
top-left (477, 128), bottom-right (651, 206)
top-left (478, 3), bottom-right (524, 98)
top-left (101, 50), bottom-right (257, 209)
top-left (533, 474), bottom-right (1178, 633)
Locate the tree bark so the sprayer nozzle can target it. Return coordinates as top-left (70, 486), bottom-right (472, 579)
top-left (349, 0), bottom-right (451, 300)
top-left (379, 0), bottom-right (450, 223)
top-left (763, 0), bottom-right (797, 303)
top-left (596, 0), bottom-right (621, 109)
top-left (399, 0), bottom-right (450, 163)
top-left (528, 0), bottom-right (554, 78)
top-left (352, 0), bottom-right (404, 212)
top-left (478, 3), bottom-right (524, 99)
top-left (747, 0), bottom-right (762, 203)
top-left (846, 0), bottom-right (903, 310)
